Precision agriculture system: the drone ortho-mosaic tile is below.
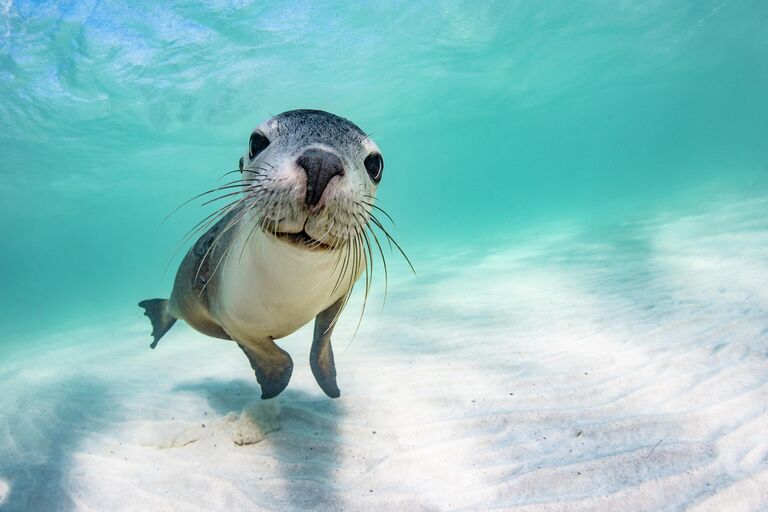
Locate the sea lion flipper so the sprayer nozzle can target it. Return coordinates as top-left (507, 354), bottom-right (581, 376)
top-left (138, 298), bottom-right (177, 349)
top-left (238, 341), bottom-right (294, 399)
top-left (310, 298), bottom-right (344, 398)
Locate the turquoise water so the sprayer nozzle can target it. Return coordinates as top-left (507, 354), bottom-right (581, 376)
top-left (1, 1), bottom-right (767, 340)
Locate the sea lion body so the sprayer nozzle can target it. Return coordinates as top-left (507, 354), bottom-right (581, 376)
top-left (140, 109), bottom-right (383, 399)
top-left (169, 212), bottom-right (361, 342)
top-left (214, 227), bottom-right (361, 341)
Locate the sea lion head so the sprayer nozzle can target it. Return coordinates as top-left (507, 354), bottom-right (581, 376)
top-left (238, 109), bottom-right (383, 251)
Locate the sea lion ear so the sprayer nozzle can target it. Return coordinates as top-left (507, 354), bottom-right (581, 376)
top-left (310, 298), bottom-right (344, 398)
top-left (239, 157), bottom-right (244, 172)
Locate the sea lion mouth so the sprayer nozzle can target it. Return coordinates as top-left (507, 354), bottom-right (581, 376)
top-left (270, 229), bottom-right (334, 251)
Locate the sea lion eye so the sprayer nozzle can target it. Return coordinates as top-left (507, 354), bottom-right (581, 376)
top-left (364, 153), bottom-right (383, 183)
top-left (249, 132), bottom-right (270, 159)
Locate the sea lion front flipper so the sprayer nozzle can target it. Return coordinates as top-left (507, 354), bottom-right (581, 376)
top-left (238, 340), bottom-right (294, 399)
top-left (310, 298), bottom-right (344, 398)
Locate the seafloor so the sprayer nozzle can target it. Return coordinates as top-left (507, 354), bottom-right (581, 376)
top-left (1, 197), bottom-right (766, 511)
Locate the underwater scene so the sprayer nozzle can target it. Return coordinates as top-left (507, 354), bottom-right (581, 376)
top-left (1, 1), bottom-right (767, 510)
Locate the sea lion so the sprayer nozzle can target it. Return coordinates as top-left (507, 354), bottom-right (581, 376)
top-left (139, 109), bottom-right (393, 399)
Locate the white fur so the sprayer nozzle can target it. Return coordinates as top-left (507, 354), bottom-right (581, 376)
top-left (215, 215), bottom-right (363, 343)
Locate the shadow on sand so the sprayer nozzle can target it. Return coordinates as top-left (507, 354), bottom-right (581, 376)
top-left (174, 378), bottom-right (346, 511)
top-left (0, 378), bottom-right (112, 512)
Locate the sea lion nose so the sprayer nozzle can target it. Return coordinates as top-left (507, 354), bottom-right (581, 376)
top-left (297, 148), bottom-right (345, 208)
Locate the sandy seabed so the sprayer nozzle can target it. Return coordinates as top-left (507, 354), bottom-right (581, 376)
top-left (1, 198), bottom-right (767, 511)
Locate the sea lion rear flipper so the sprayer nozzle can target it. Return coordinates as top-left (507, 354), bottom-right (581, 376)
top-left (138, 298), bottom-right (177, 349)
top-left (310, 298), bottom-right (344, 398)
top-left (238, 341), bottom-right (294, 400)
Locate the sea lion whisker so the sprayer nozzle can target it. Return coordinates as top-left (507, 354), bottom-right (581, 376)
top-left (217, 169), bottom-right (243, 179)
top-left (332, 231), bottom-right (354, 297)
top-left (162, 179), bottom-right (257, 224)
top-left (199, 240), bottom-right (234, 297)
top-left (200, 189), bottom-right (253, 208)
top-left (313, 218), bottom-right (337, 250)
top-left (366, 224), bottom-right (389, 308)
top-left (325, 275), bottom-right (354, 336)
top-left (192, 195), bottom-right (259, 272)
top-left (163, 195), bottom-right (252, 276)
top-left (218, 168), bottom-right (265, 180)
top-left (195, 203), bottom-right (252, 289)
top-left (343, 233), bottom-right (369, 349)
top-left (197, 197), bottom-right (267, 289)
top-left (309, 203), bottom-right (341, 250)
top-left (367, 214), bottom-right (415, 275)
top-left (352, 204), bottom-right (388, 307)
top-left (183, 194), bottom-right (252, 243)
top-left (361, 228), bottom-right (373, 304)
top-left (368, 211), bottom-right (393, 251)
top-left (361, 200), bottom-right (396, 227)
top-left (234, 203), bottom-right (264, 248)
top-left (326, 217), bottom-right (362, 332)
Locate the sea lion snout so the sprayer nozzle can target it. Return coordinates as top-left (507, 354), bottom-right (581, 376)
top-left (297, 148), bottom-right (345, 208)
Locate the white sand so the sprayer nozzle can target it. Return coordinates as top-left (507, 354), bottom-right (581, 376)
top-left (1, 198), bottom-right (767, 511)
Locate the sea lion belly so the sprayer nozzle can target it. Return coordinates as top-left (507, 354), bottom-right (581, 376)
top-left (214, 225), bottom-right (358, 341)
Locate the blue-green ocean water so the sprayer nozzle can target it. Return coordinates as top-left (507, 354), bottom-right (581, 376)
top-left (3, 3), bottom-right (768, 510)
top-left (1, 1), bottom-right (767, 343)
